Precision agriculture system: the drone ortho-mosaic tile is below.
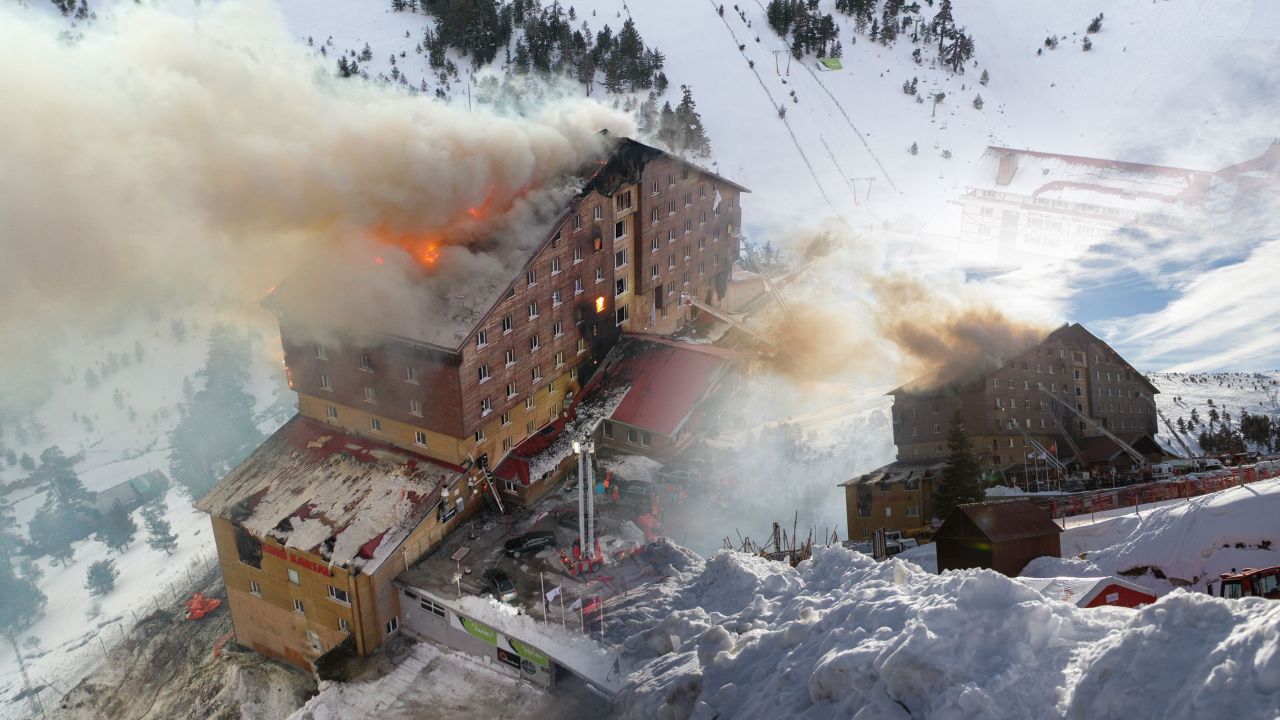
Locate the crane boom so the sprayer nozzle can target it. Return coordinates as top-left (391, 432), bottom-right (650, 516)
top-left (1039, 389), bottom-right (1147, 467)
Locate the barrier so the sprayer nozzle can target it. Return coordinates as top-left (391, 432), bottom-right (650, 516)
top-left (1042, 461), bottom-right (1280, 520)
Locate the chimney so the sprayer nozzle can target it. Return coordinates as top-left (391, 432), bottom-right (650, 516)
top-left (996, 152), bottom-right (1018, 186)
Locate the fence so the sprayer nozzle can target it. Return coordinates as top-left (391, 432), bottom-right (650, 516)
top-left (1030, 461), bottom-right (1280, 520)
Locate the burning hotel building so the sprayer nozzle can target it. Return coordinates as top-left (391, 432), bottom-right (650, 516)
top-left (842, 323), bottom-right (1163, 541)
top-left (196, 136), bottom-right (748, 669)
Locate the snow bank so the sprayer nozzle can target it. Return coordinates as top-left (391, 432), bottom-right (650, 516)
top-left (1024, 476), bottom-right (1280, 592)
top-left (612, 545), bottom-right (1280, 720)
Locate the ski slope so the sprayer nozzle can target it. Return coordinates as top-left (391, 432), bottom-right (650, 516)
top-left (1149, 371), bottom-right (1280, 456)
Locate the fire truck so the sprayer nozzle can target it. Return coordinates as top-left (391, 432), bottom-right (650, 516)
top-left (1218, 565), bottom-right (1280, 599)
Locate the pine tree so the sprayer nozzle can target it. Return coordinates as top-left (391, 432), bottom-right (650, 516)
top-left (1082, 37), bottom-right (1092, 52)
top-left (934, 408), bottom-right (983, 522)
top-left (86, 559), bottom-right (118, 596)
top-left (142, 503), bottom-right (179, 555)
top-left (96, 500), bottom-right (137, 552)
top-left (909, 141), bottom-right (919, 155)
top-left (1087, 13), bottom-right (1103, 33)
top-left (933, 0), bottom-right (953, 55)
top-left (168, 325), bottom-right (263, 498)
top-left (972, 93), bottom-right (983, 109)
top-left (980, 68), bottom-right (989, 85)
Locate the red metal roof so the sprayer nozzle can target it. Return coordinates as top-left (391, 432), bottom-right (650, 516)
top-left (608, 339), bottom-right (729, 437)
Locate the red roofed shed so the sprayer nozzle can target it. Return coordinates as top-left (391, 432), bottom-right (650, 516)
top-left (936, 499), bottom-right (1063, 576)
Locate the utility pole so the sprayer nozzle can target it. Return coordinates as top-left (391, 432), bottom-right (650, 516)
top-left (772, 50), bottom-right (780, 76)
top-left (786, 51), bottom-right (792, 76)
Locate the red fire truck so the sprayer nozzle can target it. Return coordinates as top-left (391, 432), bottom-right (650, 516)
top-left (1219, 565), bottom-right (1280, 599)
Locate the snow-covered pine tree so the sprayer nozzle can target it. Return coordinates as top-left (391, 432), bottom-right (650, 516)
top-left (85, 559), bottom-right (118, 596)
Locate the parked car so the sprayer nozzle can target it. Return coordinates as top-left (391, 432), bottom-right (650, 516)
top-left (482, 568), bottom-right (518, 603)
top-left (504, 530), bottom-right (557, 558)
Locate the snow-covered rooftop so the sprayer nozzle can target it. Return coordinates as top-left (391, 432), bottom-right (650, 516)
top-left (196, 415), bottom-right (465, 573)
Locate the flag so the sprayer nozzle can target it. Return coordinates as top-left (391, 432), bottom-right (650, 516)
top-left (569, 596), bottom-right (583, 611)
top-left (545, 585), bottom-right (562, 602)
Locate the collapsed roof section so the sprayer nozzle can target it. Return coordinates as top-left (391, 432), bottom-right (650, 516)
top-left (196, 415), bottom-right (465, 573)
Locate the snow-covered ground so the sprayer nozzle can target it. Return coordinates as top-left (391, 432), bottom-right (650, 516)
top-left (1024, 475), bottom-right (1280, 595)
top-left (610, 543), bottom-right (1280, 720)
top-left (0, 315), bottom-right (287, 718)
top-left (1149, 371), bottom-right (1280, 456)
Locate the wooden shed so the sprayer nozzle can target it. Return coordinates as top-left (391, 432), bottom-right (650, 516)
top-left (935, 499), bottom-right (1062, 576)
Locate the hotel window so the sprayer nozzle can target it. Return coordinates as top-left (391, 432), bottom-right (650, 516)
top-left (527, 269), bottom-right (537, 287)
top-left (555, 351), bottom-right (564, 367)
top-left (651, 208), bottom-right (659, 225)
top-left (249, 581), bottom-right (261, 597)
top-left (593, 235), bottom-right (604, 252)
top-left (683, 219), bottom-right (693, 234)
top-left (553, 290), bottom-right (562, 306)
top-left (478, 364), bottom-right (490, 382)
top-left (506, 382), bottom-right (517, 398)
top-left (603, 421), bottom-right (613, 438)
top-left (615, 306), bottom-right (629, 325)
top-left (551, 231), bottom-right (561, 248)
top-left (414, 431), bottom-right (427, 446)
top-left (615, 220), bottom-right (627, 240)
top-left (667, 172), bottom-right (675, 187)
top-left (684, 192), bottom-right (692, 206)
top-left (595, 268), bottom-right (604, 283)
top-left (651, 180), bottom-right (659, 195)
top-left (700, 185), bottom-right (707, 199)
top-left (505, 348), bottom-right (515, 366)
top-left (576, 338), bottom-right (587, 354)
top-left (502, 315), bottom-right (513, 333)
top-left (409, 399), bottom-right (422, 416)
top-left (501, 411), bottom-right (511, 427)
top-left (667, 228), bottom-right (676, 243)
top-left (531, 366), bottom-right (542, 381)
top-left (593, 205), bottom-right (603, 221)
top-left (528, 301), bottom-right (538, 319)
top-left (682, 272), bottom-right (690, 286)
top-left (293, 599), bottom-right (305, 614)
top-left (668, 255), bottom-right (676, 270)
top-left (616, 277), bottom-right (628, 297)
top-left (698, 236), bottom-right (706, 250)
top-left (370, 417), bottom-right (381, 432)
top-left (526, 420), bottom-right (536, 433)
top-left (363, 386), bottom-right (376, 403)
top-left (615, 191), bottom-right (632, 211)
top-left (502, 438), bottom-right (513, 452)
top-left (386, 617), bottom-right (400, 635)
top-left (547, 382), bottom-right (555, 396)
top-left (529, 334), bottom-right (540, 351)
top-left (682, 168), bottom-right (690, 180)
top-left (667, 200), bottom-right (676, 215)
top-left (569, 367), bottom-right (578, 380)
top-left (481, 397), bottom-right (492, 414)
top-left (360, 353), bottom-right (373, 371)
top-left (651, 265), bottom-right (659, 279)
top-left (525, 397), bottom-right (536, 411)
top-left (573, 245), bottom-right (583, 263)
top-left (615, 249), bottom-right (628, 268)
top-left (474, 428), bottom-right (485, 443)
top-left (572, 214), bottom-right (582, 230)
top-left (553, 321), bottom-right (564, 337)
top-left (574, 278), bottom-right (584, 295)
top-left (339, 618), bottom-right (350, 632)
top-left (405, 366), bottom-right (419, 384)
top-left (288, 568), bottom-right (300, 585)
top-left (551, 257), bottom-right (561, 274)
top-left (328, 586), bottom-right (350, 605)
top-left (698, 262), bottom-right (705, 276)
top-left (667, 281), bottom-right (675, 295)
top-left (315, 344), bottom-right (328, 360)
top-left (650, 237), bottom-right (660, 253)
top-left (320, 373), bottom-right (332, 391)
top-left (326, 404), bottom-right (338, 418)
top-left (476, 329), bottom-right (488, 348)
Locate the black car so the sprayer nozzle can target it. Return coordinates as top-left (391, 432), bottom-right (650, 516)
top-left (482, 568), bottom-right (518, 603)
top-left (504, 530), bottom-right (557, 558)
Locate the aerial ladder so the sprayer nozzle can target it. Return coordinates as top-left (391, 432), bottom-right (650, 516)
top-left (1039, 389), bottom-right (1148, 469)
top-left (740, 238), bottom-right (797, 326)
top-left (1151, 400), bottom-right (1196, 458)
top-left (678, 292), bottom-right (788, 354)
top-left (995, 407), bottom-right (1070, 490)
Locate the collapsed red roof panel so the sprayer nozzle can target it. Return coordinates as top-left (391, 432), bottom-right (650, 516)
top-left (607, 338), bottom-right (730, 437)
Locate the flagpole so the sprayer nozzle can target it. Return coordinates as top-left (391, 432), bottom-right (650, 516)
top-left (560, 589), bottom-right (566, 629)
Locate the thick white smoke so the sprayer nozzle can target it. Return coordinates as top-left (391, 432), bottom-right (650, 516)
top-left (0, 1), bottom-right (634, 411)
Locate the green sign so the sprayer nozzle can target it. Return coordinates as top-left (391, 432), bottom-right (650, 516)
top-left (460, 617), bottom-right (497, 644)
top-left (508, 638), bottom-right (548, 668)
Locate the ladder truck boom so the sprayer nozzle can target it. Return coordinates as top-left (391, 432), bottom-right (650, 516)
top-left (1039, 389), bottom-right (1147, 468)
top-left (679, 293), bottom-right (787, 352)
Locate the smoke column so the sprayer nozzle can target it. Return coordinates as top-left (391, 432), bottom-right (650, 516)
top-left (0, 1), bottom-right (633, 411)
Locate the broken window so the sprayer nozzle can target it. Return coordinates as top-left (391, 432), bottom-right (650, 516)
top-left (235, 526), bottom-right (262, 569)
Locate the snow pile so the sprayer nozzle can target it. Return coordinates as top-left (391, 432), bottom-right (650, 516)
top-left (1024, 476), bottom-right (1280, 592)
top-left (612, 544), bottom-right (1280, 720)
